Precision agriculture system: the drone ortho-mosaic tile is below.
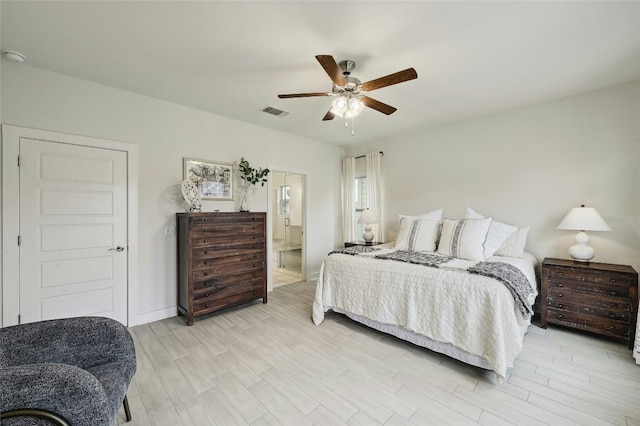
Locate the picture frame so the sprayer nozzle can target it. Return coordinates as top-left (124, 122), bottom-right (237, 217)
top-left (183, 158), bottom-right (234, 200)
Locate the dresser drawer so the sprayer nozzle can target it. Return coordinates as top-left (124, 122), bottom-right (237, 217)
top-left (190, 231), bottom-right (264, 247)
top-left (194, 278), bottom-right (264, 302)
top-left (547, 291), bottom-right (630, 321)
top-left (192, 243), bottom-right (265, 260)
top-left (193, 289), bottom-right (265, 316)
top-left (190, 214), bottom-right (264, 225)
top-left (546, 308), bottom-right (630, 339)
top-left (192, 251), bottom-right (264, 269)
top-left (192, 260), bottom-right (264, 280)
top-left (545, 278), bottom-right (629, 297)
top-left (193, 270), bottom-right (264, 291)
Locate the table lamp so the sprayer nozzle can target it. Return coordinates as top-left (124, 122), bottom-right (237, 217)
top-left (358, 209), bottom-right (379, 243)
top-left (557, 204), bottom-right (611, 262)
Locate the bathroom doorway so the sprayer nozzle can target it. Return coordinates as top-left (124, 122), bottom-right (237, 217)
top-left (271, 171), bottom-right (305, 287)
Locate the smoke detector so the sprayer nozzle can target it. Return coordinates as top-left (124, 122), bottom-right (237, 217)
top-left (3, 50), bottom-right (26, 63)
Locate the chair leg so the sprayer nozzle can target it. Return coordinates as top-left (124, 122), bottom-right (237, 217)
top-left (123, 395), bottom-right (132, 422)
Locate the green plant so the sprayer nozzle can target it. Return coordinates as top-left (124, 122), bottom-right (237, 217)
top-left (238, 157), bottom-right (270, 187)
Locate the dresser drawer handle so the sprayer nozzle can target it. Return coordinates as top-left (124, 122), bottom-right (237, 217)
top-left (609, 325), bottom-right (616, 330)
top-left (253, 273), bottom-right (257, 277)
top-left (204, 261), bottom-right (209, 265)
top-left (204, 250), bottom-right (209, 254)
top-left (610, 291), bottom-right (617, 296)
top-left (203, 282), bottom-right (210, 287)
top-left (252, 217), bottom-right (256, 221)
top-left (204, 293), bottom-right (209, 297)
top-left (203, 228), bottom-right (208, 232)
top-left (253, 244), bottom-right (257, 248)
top-left (557, 303), bottom-right (563, 308)
top-left (213, 279), bottom-right (219, 284)
top-left (252, 226), bottom-right (256, 230)
top-left (253, 291), bottom-right (257, 296)
top-left (610, 303), bottom-right (617, 308)
top-left (204, 239), bottom-right (209, 243)
top-left (557, 314), bottom-right (563, 319)
top-left (253, 254), bottom-right (258, 258)
top-left (557, 293), bottom-right (563, 297)
top-left (253, 236), bottom-right (257, 239)
top-left (557, 272), bottom-right (563, 276)
top-left (203, 272), bottom-right (208, 276)
top-left (253, 264), bottom-right (257, 268)
top-left (557, 283), bottom-right (563, 288)
top-left (203, 219), bottom-right (208, 222)
top-left (204, 303), bottom-right (210, 308)
top-left (610, 278), bottom-right (617, 283)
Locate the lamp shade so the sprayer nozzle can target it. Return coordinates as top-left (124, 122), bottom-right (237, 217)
top-left (557, 205), bottom-right (611, 231)
top-left (358, 209), bottom-right (379, 224)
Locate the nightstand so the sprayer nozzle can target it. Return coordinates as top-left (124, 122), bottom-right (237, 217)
top-left (344, 241), bottom-right (386, 248)
top-left (541, 257), bottom-right (638, 348)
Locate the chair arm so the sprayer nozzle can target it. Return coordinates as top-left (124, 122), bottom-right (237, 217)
top-left (1, 317), bottom-right (136, 370)
top-left (0, 363), bottom-right (114, 426)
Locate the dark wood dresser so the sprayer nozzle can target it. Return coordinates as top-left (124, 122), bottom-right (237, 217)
top-left (541, 257), bottom-right (638, 348)
top-left (176, 212), bottom-right (267, 325)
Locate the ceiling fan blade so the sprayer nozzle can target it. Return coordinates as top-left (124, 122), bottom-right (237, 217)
top-left (361, 68), bottom-right (418, 92)
top-left (322, 110), bottom-right (335, 121)
top-left (315, 55), bottom-right (347, 87)
top-left (278, 92), bottom-right (331, 99)
top-left (361, 96), bottom-right (397, 115)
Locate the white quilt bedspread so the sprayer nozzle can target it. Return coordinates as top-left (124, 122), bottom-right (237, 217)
top-left (312, 249), bottom-right (538, 378)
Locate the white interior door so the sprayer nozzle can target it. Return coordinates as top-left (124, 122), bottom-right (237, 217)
top-left (19, 138), bottom-right (128, 324)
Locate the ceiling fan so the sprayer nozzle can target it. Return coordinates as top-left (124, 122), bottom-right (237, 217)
top-left (278, 55), bottom-right (418, 121)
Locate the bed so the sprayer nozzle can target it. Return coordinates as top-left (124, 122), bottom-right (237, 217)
top-left (312, 209), bottom-right (538, 379)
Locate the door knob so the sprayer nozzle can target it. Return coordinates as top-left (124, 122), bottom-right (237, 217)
top-left (109, 246), bottom-right (125, 252)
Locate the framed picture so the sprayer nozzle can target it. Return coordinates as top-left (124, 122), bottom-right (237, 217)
top-left (183, 158), bottom-right (234, 200)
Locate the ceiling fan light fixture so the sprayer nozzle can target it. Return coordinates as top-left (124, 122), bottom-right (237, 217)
top-left (331, 96), bottom-right (348, 115)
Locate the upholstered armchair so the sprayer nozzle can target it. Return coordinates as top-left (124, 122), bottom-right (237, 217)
top-left (0, 316), bottom-right (137, 426)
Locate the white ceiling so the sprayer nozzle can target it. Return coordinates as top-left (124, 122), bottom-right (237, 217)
top-left (2, 1), bottom-right (639, 147)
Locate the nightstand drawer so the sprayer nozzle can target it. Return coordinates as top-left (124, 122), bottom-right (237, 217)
top-left (546, 291), bottom-right (630, 321)
top-left (546, 268), bottom-right (632, 286)
top-left (546, 309), bottom-right (630, 339)
top-left (545, 278), bottom-right (629, 297)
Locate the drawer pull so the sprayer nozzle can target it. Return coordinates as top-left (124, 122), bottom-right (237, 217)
top-left (253, 273), bottom-right (257, 277)
top-left (557, 303), bottom-right (563, 308)
top-left (252, 226), bottom-right (256, 230)
top-left (252, 264), bottom-right (257, 268)
top-left (203, 219), bottom-right (208, 222)
top-left (253, 291), bottom-right (257, 296)
top-left (253, 236), bottom-right (256, 239)
top-left (204, 239), bottom-right (209, 243)
top-left (557, 314), bottom-right (563, 319)
top-left (610, 278), bottom-right (617, 283)
top-left (204, 261), bottom-right (209, 265)
top-left (609, 325), bottom-right (616, 330)
top-left (203, 272), bottom-right (208, 276)
top-left (557, 283), bottom-right (563, 288)
top-left (610, 291), bottom-right (617, 296)
top-left (204, 304), bottom-right (210, 308)
top-left (204, 293), bottom-right (209, 297)
top-left (557, 293), bottom-right (563, 297)
top-left (253, 254), bottom-right (258, 258)
top-left (204, 250), bottom-right (209, 254)
top-left (557, 272), bottom-right (563, 276)
top-left (203, 228), bottom-right (208, 232)
top-left (610, 303), bottom-right (617, 308)
top-left (253, 244), bottom-right (257, 248)
top-left (203, 282), bottom-right (210, 287)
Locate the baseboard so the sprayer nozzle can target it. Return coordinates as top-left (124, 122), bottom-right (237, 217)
top-left (308, 270), bottom-right (320, 283)
top-left (135, 306), bottom-right (176, 326)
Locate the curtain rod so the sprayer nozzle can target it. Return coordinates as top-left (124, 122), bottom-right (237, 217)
top-left (355, 151), bottom-right (384, 159)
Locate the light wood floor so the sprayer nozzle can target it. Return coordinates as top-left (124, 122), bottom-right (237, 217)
top-left (120, 282), bottom-right (640, 426)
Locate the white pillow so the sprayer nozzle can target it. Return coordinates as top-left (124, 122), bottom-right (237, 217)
top-left (464, 207), bottom-right (518, 258)
top-left (394, 218), bottom-right (441, 252)
top-left (494, 226), bottom-right (529, 257)
top-left (437, 217), bottom-right (492, 261)
top-left (398, 208), bottom-right (442, 221)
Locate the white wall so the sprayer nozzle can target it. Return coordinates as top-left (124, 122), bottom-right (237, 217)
top-left (1, 62), bottom-right (343, 325)
top-left (346, 81), bottom-right (640, 272)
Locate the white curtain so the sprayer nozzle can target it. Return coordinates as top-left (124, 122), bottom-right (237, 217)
top-left (341, 157), bottom-right (356, 243)
top-left (366, 151), bottom-right (383, 242)
top-left (635, 315), bottom-right (640, 364)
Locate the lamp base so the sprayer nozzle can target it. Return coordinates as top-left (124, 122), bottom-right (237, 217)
top-left (362, 225), bottom-right (374, 243)
top-left (568, 231), bottom-right (595, 262)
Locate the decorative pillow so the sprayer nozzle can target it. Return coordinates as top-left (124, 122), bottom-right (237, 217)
top-left (494, 226), bottom-right (529, 257)
top-left (464, 207), bottom-right (518, 258)
top-left (437, 217), bottom-right (492, 261)
top-left (394, 218), bottom-right (441, 252)
top-left (398, 208), bottom-right (442, 221)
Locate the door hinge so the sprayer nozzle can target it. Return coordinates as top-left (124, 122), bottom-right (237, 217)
top-left (18, 314), bottom-right (21, 325)
top-left (17, 155), bottom-right (21, 167)
top-left (18, 235), bottom-right (21, 246)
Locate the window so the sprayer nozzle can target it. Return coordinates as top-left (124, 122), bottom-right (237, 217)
top-left (354, 177), bottom-right (368, 239)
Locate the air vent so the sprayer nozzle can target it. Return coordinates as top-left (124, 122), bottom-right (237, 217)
top-left (261, 105), bottom-right (290, 117)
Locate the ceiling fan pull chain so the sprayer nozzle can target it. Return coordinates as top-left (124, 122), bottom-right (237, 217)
top-left (351, 117), bottom-right (356, 136)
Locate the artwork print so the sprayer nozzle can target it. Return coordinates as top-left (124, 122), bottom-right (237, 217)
top-left (183, 158), bottom-right (234, 200)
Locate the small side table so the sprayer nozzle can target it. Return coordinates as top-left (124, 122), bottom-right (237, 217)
top-left (344, 241), bottom-right (386, 248)
top-left (541, 257), bottom-right (638, 348)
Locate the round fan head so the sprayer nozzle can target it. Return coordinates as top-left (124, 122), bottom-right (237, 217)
top-left (181, 179), bottom-right (202, 212)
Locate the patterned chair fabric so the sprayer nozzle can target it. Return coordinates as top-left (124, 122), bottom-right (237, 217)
top-left (0, 316), bottom-right (137, 426)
